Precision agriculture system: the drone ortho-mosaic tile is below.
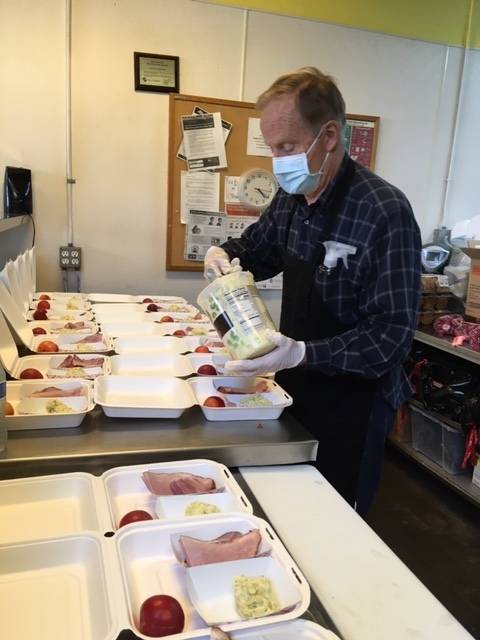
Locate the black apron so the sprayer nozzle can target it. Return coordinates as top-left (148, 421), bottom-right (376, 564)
top-left (276, 158), bottom-right (379, 506)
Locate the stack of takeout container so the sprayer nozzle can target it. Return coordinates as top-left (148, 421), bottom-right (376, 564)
top-left (0, 459), bottom-right (338, 640)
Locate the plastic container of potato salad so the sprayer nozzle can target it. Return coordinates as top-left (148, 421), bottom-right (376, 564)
top-left (197, 271), bottom-right (276, 360)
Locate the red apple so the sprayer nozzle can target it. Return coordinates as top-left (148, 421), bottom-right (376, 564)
top-left (119, 510), bottom-right (153, 528)
top-left (197, 364), bottom-right (217, 376)
top-left (173, 329), bottom-right (186, 337)
top-left (203, 396), bottom-right (225, 407)
top-left (139, 595), bottom-right (185, 637)
top-left (32, 327), bottom-right (47, 336)
top-left (36, 300), bottom-right (50, 311)
top-left (160, 316), bottom-right (174, 323)
top-left (195, 345), bottom-right (211, 353)
top-left (5, 401), bottom-right (14, 416)
top-left (146, 303), bottom-right (159, 312)
top-left (39, 294), bottom-right (51, 301)
top-left (143, 298), bottom-right (153, 303)
top-left (37, 340), bottom-right (59, 353)
top-left (33, 309), bottom-right (48, 320)
top-left (19, 368), bottom-right (43, 379)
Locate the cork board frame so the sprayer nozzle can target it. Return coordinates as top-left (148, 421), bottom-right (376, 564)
top-left (166, 93), bottom-right (380, 271)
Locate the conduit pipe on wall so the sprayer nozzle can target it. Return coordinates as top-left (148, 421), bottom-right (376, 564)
top-left (238, 9), bottom-right (249, 100)
top-left (65, 0), bottom-right (74, 245)
top-left (440, 0), bottom-right (475, 227)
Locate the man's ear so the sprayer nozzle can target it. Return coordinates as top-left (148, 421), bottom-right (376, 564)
top-left (324, 120), bottom-right (342, 152)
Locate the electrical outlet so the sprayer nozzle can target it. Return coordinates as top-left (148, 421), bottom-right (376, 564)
top-left (59, 245), bottom-right (82, 270)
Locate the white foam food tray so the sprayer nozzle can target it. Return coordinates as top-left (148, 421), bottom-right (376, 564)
top-left (6, 379), bottom-right (94, 430)
top-left (9, 353), bottom-right (110, 381)
top-left (116, 514), bottom-right (310, 638)
top-left (31, 332), bottom-right (111, 353)
top-left (101, 321), bottom-right (213, 339)
top-left (88, 293), bottom-right (186, 303)
top-left (28, 320), bottom-right (99, 334)
top-left (109, 353), bottom-right (227, 377)
top-left (26, 309), bottom-right (94, 321)
top-left (30, 298), bottom-right (91, 311)
top-left (0, 460), bottom-right (251, 545)
top-left (102, 459), bottom-right (252, 528)
top-left (92, 302), bottom-right (197, 314)
top-left (114, 335), bottom-right (226, 355)
top-left (33, 291), bottom-right (89, 301)
top-left (189, 377), bottom-right (293, 421)
top-left (94, 375), bottom-right (196, 418)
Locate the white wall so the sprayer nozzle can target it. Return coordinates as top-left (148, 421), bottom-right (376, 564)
top-left (1, 0), bottom-right (472, 321)
top-left (443, 48), bottom-right (480, 228)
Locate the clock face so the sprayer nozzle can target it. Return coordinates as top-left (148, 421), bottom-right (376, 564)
top-left (238, 169), bottom-right (278, 210)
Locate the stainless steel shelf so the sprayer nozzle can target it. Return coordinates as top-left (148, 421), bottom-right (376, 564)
top-left (414, 327), bottom-right (480, 365)
top-left (0, 215), bottom-right (29, 233)
top-left (390, 437), bottom-right (480, 508)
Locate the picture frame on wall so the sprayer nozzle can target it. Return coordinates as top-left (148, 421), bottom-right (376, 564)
top-left (134, 52), bottom-right (179, 93)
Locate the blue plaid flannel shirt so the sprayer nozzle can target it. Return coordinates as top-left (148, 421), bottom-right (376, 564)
top-left (222, 153), bottom-right (422, 409)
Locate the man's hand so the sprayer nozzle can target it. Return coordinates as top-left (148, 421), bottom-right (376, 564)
top-left (204, 246), bottom-right (242, 279)
top-left (224, 331), bottom-right (306, 376)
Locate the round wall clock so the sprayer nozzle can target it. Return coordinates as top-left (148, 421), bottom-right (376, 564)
top-left (237, 168), bottom-right (278, 210)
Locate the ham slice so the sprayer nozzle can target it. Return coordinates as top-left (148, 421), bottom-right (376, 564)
top-left (216, 379), bottom-right (270, 395)
top-left (57, 354), bottom-right (104, 368)
top-left (75, 333), bottom-right (103, 344)
top-left (142, 471), bottom-right (217, 495)
top-left (175, 529), bottom-right (262, 567)
top-left (30, 385), bottom-right (85, 397)
top-left (63, 321), bottom-right (86, 330)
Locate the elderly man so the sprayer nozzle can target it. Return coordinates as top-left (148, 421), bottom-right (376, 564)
top-left (205, 67), bottom-right (421, 515)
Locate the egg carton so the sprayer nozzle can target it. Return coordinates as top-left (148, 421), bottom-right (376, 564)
top-left (0, 467), bottom-right (311, 640)
top-left (5, 379), bottom-right (94, 430)
top-left (93, 375), bottom-right (291, 421)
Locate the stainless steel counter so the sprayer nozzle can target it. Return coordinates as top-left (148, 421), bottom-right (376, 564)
top-left (0, 405), bottom-right (318, 479)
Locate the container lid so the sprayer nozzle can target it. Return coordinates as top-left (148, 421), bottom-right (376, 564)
top-left (0, 307), bottom-right (20, 373)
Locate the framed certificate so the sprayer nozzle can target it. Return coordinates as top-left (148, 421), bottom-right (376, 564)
top-left (134, 52), bottom-right (179, 93)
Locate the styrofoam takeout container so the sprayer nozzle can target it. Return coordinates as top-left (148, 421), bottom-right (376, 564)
top-left (113, 335), bottom-right (225, 355)
top-left (31, 333), bottom-right (111, 353)
top-left (26, 309), bottom-right (94, 322)
top-left (116, 514), bottom-right (310, 638)
top-left (88, 293), bottom-right (186, 303)
top-left (6, 379), bottom-right (94, 430)
top-left (33, 291), bottom-right (89, 301)
top-left (30, 299), bottom-right (91, 312)
top-left (101, 321), bottom-right (214, 339)
top-left (102, 459), bottom-right (252, 528)
top-left (28, 320), bottom-right (99, 334)
top-left (0, 460), bottom-right (336, 640)
top-left (109, 353), bottom-right (227, 377)
top-left (189, 376), bottom-right (292, 421)
top-left (94, 375), bottom-right (196, 418)
top-left (0, 460), bottom-right (251, 544)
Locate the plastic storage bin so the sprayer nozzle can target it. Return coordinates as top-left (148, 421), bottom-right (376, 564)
top-left (411, 404), bottom-right (467, 475)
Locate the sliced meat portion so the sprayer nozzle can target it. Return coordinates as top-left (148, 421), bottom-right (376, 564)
top-left (177, 529), bottom-right (261, 567)
top-left (75, 333), bottom-right (103, 344)
top-left (142, 471), bottom-right (216, 495)
top-left (57, 354), bottom-right (104, 368)
top-left (63, 321), bottom-right (86, 330)
top-left (216, 379), bottom-right (270, 395)
top-left (30, 385), bottom-right (85, 397)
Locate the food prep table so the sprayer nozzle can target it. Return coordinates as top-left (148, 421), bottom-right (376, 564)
top-left (0, 406), bottom-right (318, 480)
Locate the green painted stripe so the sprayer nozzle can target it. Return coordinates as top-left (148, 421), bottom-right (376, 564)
top-left (198, 0), bottom-right (480, 48)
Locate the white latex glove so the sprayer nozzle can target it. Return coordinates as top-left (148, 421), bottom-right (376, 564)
top-left (204, 246), bottom-right (242, 279)
top-left (224, 330), bottom-right (306, 376)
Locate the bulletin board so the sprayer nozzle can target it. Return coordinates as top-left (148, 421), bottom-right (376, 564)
top-left (166, 93), bottom-right (272, 271)
top-left (166, 93), bottom-right (380, 271)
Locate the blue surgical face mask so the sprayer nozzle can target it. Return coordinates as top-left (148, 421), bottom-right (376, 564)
top-left (272, 126), bottom-right (329, 195)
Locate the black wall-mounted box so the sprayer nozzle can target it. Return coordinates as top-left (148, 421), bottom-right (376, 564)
top-left (3, 166), bottom-right (33, 217)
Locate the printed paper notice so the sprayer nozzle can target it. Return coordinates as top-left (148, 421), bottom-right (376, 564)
top-left (225, 215), bottom-right (258, 241)
top-left (177, 106), bottom-right (232, 162)
top-left (247, 118), bottom-right (272, 157)
top-left (185, 210), bottom-right (226, 261)
top-left (181, 112), bottom-right (227, 171)
top-left (180, 171), bottom-right (220, 224)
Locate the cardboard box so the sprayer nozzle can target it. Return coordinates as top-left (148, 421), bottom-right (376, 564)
top-left (462, 247), bottom-right (480, 320)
